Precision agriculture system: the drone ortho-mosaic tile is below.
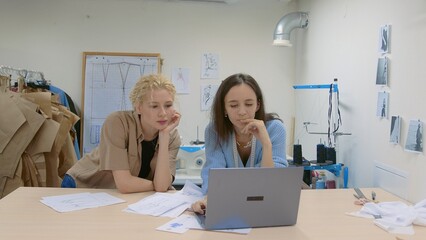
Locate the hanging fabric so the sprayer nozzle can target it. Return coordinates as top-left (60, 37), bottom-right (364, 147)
top-left (0, 67), bottom-right (80, 198)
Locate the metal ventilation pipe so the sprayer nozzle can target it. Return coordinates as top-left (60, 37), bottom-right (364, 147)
top-left (273, 12), bottom-right (309, 47)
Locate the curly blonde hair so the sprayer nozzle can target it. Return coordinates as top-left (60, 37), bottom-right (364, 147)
top-left (129, 74), bottom-right (176, 109)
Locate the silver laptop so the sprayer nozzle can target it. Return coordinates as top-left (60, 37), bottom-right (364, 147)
top-left (197, 167), bottom-right (304, 230)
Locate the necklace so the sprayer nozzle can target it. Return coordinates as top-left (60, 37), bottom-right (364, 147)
top-left (236, 139), bottom-right (252, 149)
top-left (232, 133), bottom-right (256, 167)
top-left (236, 133), bottom-right (254, 149)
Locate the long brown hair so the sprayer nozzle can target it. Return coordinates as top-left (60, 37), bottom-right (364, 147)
top-left (211, 73), bottom-right (280, 143)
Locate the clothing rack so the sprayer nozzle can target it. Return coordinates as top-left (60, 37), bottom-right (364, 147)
top-left (0, 65), bottom-right (46, 84)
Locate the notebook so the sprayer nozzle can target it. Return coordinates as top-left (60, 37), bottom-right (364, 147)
top-left (196, 166), bottom-right (304, 230)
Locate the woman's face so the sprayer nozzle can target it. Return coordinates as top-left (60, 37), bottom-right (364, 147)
top-left (224, 84), bottom-right (259, 133)
top-left (137, 88), bottom-right (175, 131)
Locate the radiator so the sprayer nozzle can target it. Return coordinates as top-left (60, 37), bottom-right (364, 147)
top-left (374, 161), bottom-right (409, 200)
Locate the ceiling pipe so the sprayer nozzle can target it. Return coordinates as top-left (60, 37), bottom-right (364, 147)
top-left (273, 11), bottom-right (309, 47)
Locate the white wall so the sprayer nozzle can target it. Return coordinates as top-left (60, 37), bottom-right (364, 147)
top-left (0, 0), bottom-right (296, 148)
top-left (4, 0), bottom-right (424, 203)
top-left (296, 0), bottom-right (426, 203)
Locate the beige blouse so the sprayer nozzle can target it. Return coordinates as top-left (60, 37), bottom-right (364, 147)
top-left (66, 111), bottom-right (181, 189)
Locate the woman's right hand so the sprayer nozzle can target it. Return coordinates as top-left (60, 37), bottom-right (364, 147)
top-left (191, 198), bottom-right (207, 215)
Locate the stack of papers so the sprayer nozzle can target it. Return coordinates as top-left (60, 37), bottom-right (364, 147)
top-left (40, 192), bottom-right (126, 213)
top-left (124, 181), bottom-right (251, 234)
top-left (125, 180), bottom-right (204, 218)
top-left (40, 181), bottom-right (248, 235)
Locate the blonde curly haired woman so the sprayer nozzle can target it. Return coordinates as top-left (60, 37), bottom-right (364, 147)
top-left (62, 74), bottom-right (181, 193)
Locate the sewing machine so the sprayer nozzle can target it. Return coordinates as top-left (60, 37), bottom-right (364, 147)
top-left (174, 145), bottom-right (205, 186)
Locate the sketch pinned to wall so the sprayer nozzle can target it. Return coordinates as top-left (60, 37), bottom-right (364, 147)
top-left (379, 24), bottom-right (391, 54)
top-left (201, 53), bottom-right (219, 79)
top-left (390, 115), bottom-right (401, 144)
top-left (376, 56), bottom-right (388, 85)
top-left (405, 119), bottom-right (423, 153)
top-left (172, 67), bottom-right (190, 94)
top-left (200, 84), bottom-right (219, 111)
top-left (376, 91), bottom-right (389, 118)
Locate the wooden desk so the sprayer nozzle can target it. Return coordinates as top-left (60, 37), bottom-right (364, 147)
top-left (0, 187), bottom-right (425, 239)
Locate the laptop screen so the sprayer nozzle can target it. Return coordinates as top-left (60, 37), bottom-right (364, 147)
top-left (203, 167), bottom-right (304, 230)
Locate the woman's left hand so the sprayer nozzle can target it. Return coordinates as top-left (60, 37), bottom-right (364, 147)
top-left (164, 111), bottom-right (181, 133)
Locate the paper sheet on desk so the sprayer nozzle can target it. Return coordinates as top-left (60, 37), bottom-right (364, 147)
top-left (40, 192), bottom-right (126, 213)
top-left (156, 214), bottom-right (251, 234)
top-left (125, 180), bottom-right (204, 218)
top-left (156, 214), bottom-right (199, 233)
